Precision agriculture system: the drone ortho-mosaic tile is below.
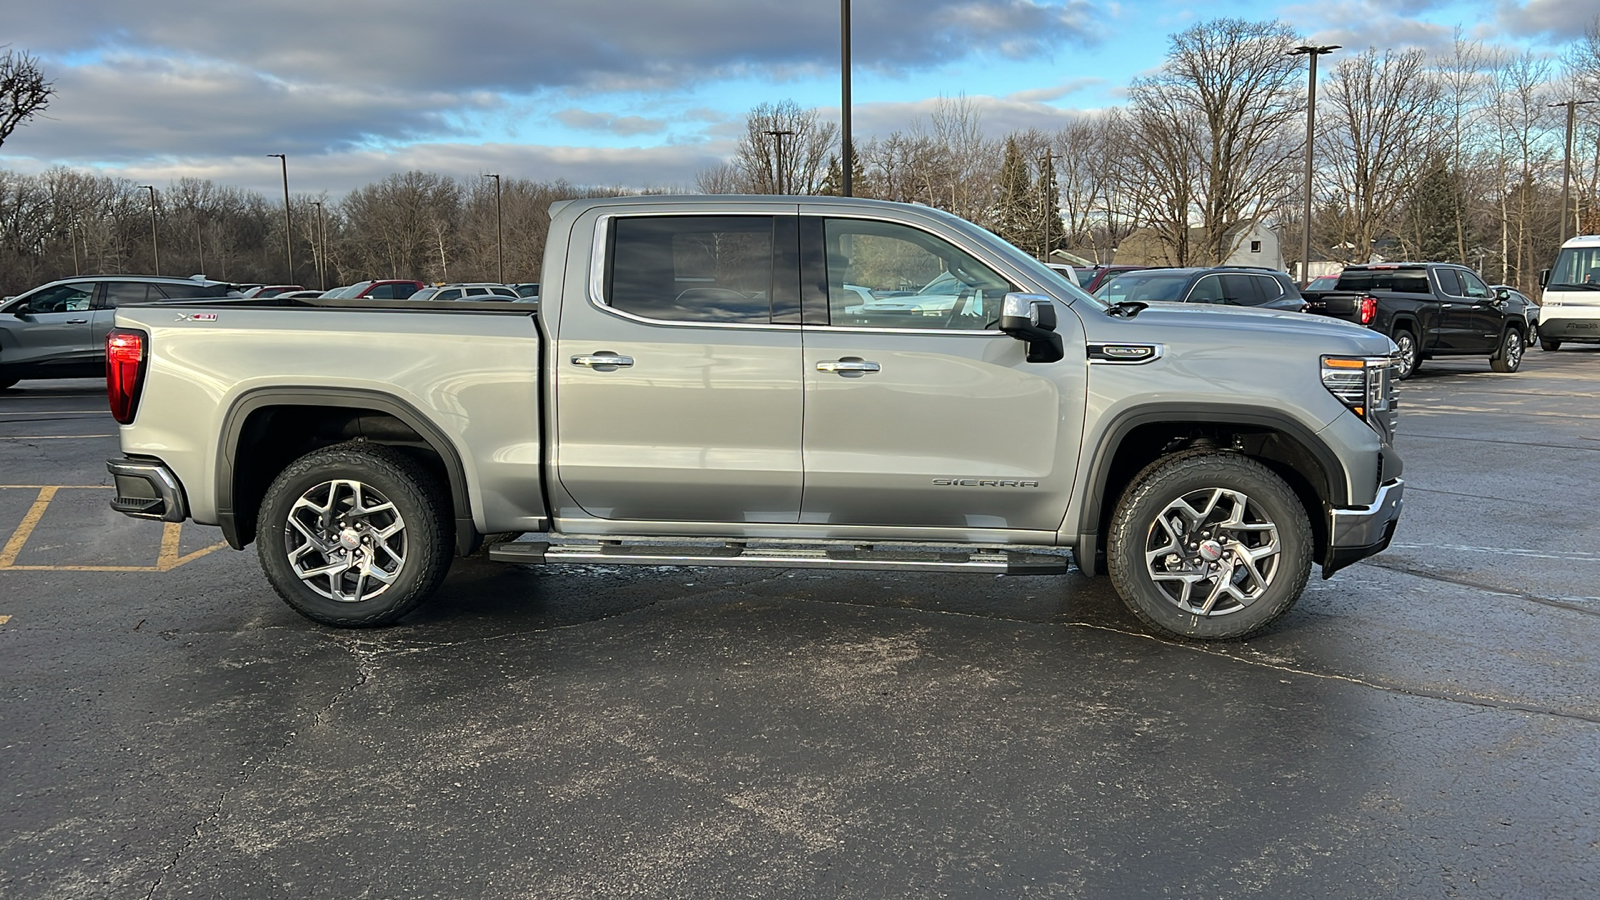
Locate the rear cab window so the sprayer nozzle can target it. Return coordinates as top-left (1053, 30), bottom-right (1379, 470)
top-left (605, 216), bottom-right (776, 324)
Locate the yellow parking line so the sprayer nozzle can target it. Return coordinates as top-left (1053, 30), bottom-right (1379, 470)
top-left (0, 487), bottom-right (58, 567)
top-left (0, 615), bottom-right (11, 625)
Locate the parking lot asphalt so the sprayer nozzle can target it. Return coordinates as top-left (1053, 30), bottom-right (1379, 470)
top-left (2, 350), bottom-right (1598, 899)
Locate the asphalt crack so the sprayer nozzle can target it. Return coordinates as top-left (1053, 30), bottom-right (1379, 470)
top-left (141, 633), bottom-right (377, 900)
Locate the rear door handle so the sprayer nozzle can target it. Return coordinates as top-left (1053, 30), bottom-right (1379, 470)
top-left (66, 318), bottom-right (89, 324)
top-left (571, 353), bottom-right (633, 370)
top-left (817, 358), bottom-right (881, 376)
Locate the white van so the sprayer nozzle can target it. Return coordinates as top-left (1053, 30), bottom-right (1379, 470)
top-left (1540, 235), bottom-right (1600, 350)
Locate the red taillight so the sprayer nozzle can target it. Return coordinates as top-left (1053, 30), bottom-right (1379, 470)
top-left (1358, 295), bottom-right (1377, 326)
top-left (106, 328), bottom-right (147, 425)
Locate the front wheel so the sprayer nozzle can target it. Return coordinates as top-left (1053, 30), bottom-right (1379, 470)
top-left (1490, 328), bottom-right (1523, 373)
top-left (1107, 452), bottom-right (1312, 641)
top-left (1541, 337), bottom-right (1562, 352)
top-left (256, 441), bottom-right (453, 627)
top-left (1391, 329), bottom-right (1420, 380)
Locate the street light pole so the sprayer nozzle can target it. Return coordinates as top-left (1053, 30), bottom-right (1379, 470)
top-left (317, 200), bottom-right (330, 290)
top-left (840, 0), bottom-right (853, 197)
top-left (1038, 150), bottom-right (1056, 263)
top-left (483, 173), bottom-right (504, 283)
top-left (141, 185), bottom-right (160, 275)
top-left (268, 154), bottom-right (293, 281)
top-left (1550, 99), bottom-right (1596, 245)
top-left (1289, 44), bottom-right (1338, 284)
top-left (764, 129), bottom-right (794, 195)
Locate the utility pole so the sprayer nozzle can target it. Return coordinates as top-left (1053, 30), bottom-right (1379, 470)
top-left (1289, 44), bottom-right (1338, 284)
top-left (141, 185), bottom-right (160, 275)
top-left (764, 129), bottom-right (794, 195)
top-left (1038, 150), bottom-right (1056, 263)
top-left (1550, 99), bottom-right (1596, 244)
top-left (311, 201), bottom-right (326, 290)
top-left (840, 0), bottom-right (853, 197)
top-left (268, 154), bottom-right (292, 281)
top-left (483, 174), bottom-right (504, 283)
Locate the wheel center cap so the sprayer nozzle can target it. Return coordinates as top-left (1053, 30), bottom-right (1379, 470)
top-left (338, 528), bottom-right (362, 550)
top-left (1198, 539), bottom-right (1224, 562)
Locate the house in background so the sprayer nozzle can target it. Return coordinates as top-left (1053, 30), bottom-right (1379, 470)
top-left (1112, 223), bottom-right (1286, 271)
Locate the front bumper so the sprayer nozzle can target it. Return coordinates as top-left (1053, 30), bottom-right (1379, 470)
top-left (107, 457), bottom-right (189, 522)
top-left (1537, 318), bottom-right (1600, 341)
top-left (1322, 478), bottom-right (1404, 578)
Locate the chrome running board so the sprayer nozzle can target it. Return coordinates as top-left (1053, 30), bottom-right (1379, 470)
top-left (487, 538), bottom-right (1069, 576)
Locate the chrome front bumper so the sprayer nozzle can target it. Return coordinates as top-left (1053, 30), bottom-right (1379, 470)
top-left (1323, 478), bottom-right (1404, 578)
top-left (107, 457), bottom-right (189, 522)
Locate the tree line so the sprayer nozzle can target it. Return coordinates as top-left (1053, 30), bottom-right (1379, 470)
top-left (701, 18), bottom-right (1600, 297)
top-left (5, 17), bottom-right (1600, 298)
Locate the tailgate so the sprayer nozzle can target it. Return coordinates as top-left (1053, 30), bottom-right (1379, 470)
top-left (1301, 291), bottom-right (1362, 322)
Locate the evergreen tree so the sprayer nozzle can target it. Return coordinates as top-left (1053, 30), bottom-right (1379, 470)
top-left (994, 137), bottom-right (1034, 250)
top-left (1404, 154), bottom-right (1462, 263)
top-left (819, 141), bottom-right (868, 197)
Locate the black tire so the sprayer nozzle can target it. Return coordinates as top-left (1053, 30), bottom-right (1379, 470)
top-left (1490, 328), bottom-right (1523, 373)
top-left (256, 441), bottom-right (453, 627)
top-left (1541, 337), bottom-right (1562, 352)
top-left (1391, 328), bottom-right (1420, 380)
top-left (1107, 451), bottom-right (1313, 641)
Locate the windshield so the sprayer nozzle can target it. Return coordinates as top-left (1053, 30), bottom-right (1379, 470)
top-left (1548, 246), bottom-right (1600, 289)
top-left (1094, 271), bottom-right (1190, 303)
top-left (323, 282), bottom-right (370, 299)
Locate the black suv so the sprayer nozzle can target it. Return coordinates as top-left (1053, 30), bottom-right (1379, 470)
top-left (1091, 266), bottom-right (1305, 312)
top-left (0, 275), bottom-right (234, 389)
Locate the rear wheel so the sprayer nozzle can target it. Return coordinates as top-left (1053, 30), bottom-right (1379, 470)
top-left (1541, 337), bottom-right (1562, 351)
top-left (256, 442), bottom-right (453, 627)
top-left (1107, 452), bottom-right (1312, 641)
top-left (1391, 329), bottom-right (1420, 380)
top-left (1490, 328), bottom-right (1523, 373)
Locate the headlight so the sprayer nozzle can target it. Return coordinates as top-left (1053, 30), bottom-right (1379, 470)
top-left (1322, 355), bottom-right (1394, 432)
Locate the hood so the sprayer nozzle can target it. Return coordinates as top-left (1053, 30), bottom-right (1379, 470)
top-left (1085, 300), bottom-right (1394, 354)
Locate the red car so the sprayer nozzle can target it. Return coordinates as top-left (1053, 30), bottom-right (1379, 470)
top-left (322, 280), bottom-right (424, 300)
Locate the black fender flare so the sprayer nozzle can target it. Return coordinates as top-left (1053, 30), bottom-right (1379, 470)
top-left (216, 387), bottom-right (475, 554)
top-left (1072, 404), bottom-right (1347, 574)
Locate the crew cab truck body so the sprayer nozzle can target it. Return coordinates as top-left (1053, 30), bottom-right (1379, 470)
top-left (1538, 234), bottom-right (1600, 350)
top-left (1301, 262), bottom-right (1528, 379)
top-left (106, 196), bottom-right (1404, 641)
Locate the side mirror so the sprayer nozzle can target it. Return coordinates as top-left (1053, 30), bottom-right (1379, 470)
top-left (1540, 268), bottom-right (1551, 287)
top-left (998, 293), bottom-right (1064, 363)
top-left (1493, 288), bottom-right (1510, 302)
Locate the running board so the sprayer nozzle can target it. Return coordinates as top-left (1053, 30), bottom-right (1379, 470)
top-left (487, 539), bottom-right (1069, 576)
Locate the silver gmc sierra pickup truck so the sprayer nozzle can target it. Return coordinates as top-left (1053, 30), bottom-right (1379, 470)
top-left (105, 195), bottom-right (1403, 640)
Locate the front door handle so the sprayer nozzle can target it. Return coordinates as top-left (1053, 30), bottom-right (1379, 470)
top-left (66, 318), bottom-right (89, 324)
top-left (572, 353), bottom-right (634, 370)
top-left (816, 358), bottom-right (881, 376)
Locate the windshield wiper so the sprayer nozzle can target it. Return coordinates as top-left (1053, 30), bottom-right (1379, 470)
top-left (1109, 300), bottom-right (1148, 318)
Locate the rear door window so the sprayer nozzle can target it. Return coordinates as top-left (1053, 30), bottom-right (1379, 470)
top-left (1217, 274), bottom-right (1258, 305)
top-left (102, 282), bottom-right (153, 308)
top-left (606, 216), bottom-right (775, 324)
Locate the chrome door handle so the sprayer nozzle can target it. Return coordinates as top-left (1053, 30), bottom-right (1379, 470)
top-left (816, 358), bottom-right (880, 375)
top-left (571, 353), bottom-right (634, 369)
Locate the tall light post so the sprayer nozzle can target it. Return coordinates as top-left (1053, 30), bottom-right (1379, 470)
top-left (1038, 150), bottom-right (1057, 263)
top-left (1289, 44), bottom-right (1338, 285)
top-left (483, 173), bottom-right (504, 283)
top-left (267, 154), bottom-right (293, 281)
top-left (1550, 99), bottom-right (1596, 244)
top-left (840, 0), bottom-right (853, 197)
top-left (141, 185), bottom-right (160, 275)
top-left (764, 129), bottom-right (794, 194)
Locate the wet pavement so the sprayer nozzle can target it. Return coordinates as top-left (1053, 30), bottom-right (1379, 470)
top-left (1, 350), bottom-right (1597, 898)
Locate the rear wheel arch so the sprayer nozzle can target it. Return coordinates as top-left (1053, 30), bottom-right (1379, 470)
top-left (217, 388), bottom-right (476, 555)
top-left (1076, 408), bottom-right (1339, 575)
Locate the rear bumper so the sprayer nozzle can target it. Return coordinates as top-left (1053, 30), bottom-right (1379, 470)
top-left (106, 457), bottom-right (189, 522)
top-left (1322, 478), bottom-right (1404, 578)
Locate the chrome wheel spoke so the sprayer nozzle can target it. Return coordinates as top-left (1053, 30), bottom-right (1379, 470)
top-left (1144, 485), bottom-right (1281, 618)
top-left (283, 478), bottom-right (407, 604)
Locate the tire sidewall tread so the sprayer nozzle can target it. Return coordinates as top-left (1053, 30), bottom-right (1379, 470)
top-left (256, 441), bottom-right (453, 627)
top-left (1106, 450), bottom-right (1313, 641)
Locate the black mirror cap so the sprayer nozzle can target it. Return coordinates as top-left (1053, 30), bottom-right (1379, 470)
top-left (998, 293), bottom-right (1064, 363)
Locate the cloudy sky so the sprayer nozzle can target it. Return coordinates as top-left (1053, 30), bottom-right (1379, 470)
top-left (1, 0), bottom-right (1595, 197)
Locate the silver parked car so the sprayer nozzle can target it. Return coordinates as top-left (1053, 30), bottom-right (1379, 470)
top-left (409, 283), bottom-right (520, 302)
top-left (0, 275), bottom-right (234, 389)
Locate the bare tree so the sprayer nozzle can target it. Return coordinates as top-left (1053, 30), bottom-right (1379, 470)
top-left (731, 101), bottom-right (838, 195)
top-left (0, 48), bottom-right (54, 150)
top-left (1319, 47), bottom-right (1441, 262)
top-left (1127, 18), bottom-right (1305, 265)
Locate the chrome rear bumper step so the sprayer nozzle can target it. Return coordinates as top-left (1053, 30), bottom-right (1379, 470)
top-left (487, 539), bottom-right (1069, 576)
